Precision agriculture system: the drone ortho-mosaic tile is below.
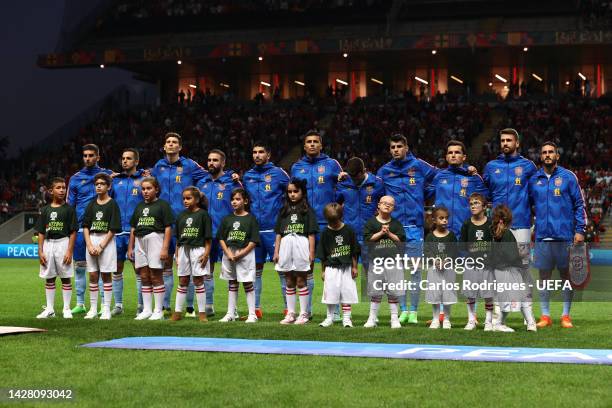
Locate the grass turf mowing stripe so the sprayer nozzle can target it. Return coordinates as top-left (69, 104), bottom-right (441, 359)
top-left (82, 337), bottom-right (612, 365)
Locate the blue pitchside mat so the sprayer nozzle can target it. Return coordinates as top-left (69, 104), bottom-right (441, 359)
top-left (82, 337), bottom-right (612, 365)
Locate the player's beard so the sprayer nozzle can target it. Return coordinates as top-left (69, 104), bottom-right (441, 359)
top-left (208, 166), bottom-right (221, 176)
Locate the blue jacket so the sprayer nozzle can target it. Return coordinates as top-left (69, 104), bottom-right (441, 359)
top-left (376, 153), bottom-right (438, 228)
top-left (196, 171), bottom-right (242, 236)
top-left (68, 165), bottom-right (113, 226)
top-left (429, 165), bottom-right (488, 236)
top-left (335, 173), bottom-right (384, 242)
top-left (483, 154), bottom-right (537, 229)
top-left (111, 169), bottom-right (144, 233)
top-left (151, 156), bottom-right (208, 217)
top-left (243, 162), bottom-right (290, 231)
top-left (528, 165), bottom-right (587, 242)
top-left (291, 154), bottom-right (342, 225)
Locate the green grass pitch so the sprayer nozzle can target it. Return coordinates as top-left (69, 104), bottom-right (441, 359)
top-left (1, 259), bottom-right (611, 407)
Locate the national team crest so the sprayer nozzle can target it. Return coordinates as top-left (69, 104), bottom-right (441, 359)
top-left (555, 177), bottom-right (563, 187)
top-left (461, 178), bottom-right (469, 188)
top-left (232, 221), bottom-right (240, 230)
top-left (366, 186), bottom-right (373, 193)
top-left (475, 230), bottom-right (484, 241)
top-left (290, 214), bottom-right (298, 223)
top-left (186, 218), bottom-right (193, 227)
top-left (134, 180), bottom-right (140, 186)
top-left (318, 166), bottom-right (325, 174)
top-left (177, 167), bottom-right (183, 174)
top-left (437, 243), bottom-right (446, 253)
top-left (218, 184), bottom-right (225, 191)
top-left (514, 166), bottom-right (523, 176)
top-left (95, 211), bottom-right (103, 221)
top-left (407, 168), bottom-right (416, 177)
top-left (265, 175), bottom-right (272, 182)
top-left (50, 212), bottom-right (57, 221)
top-left (335, 235), bottom-right (344, 246)
top-left (143, 208), bottom-right (150, 217)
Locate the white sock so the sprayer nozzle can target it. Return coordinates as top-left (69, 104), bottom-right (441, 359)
top-left (153, 285), bottom-right (165, 313)
top-left (175, 285), bottom-right (187, 312)
top-left (326, 304), bottom-right (336, 319)
top-left (286, 287), bottom-right (296, 314)
top-left (89, 283), bottom-right (99, 313)
top-left (485, 300), bottom-right (493, 324)
top-left (103, 283), bottom-right (112, 309)
top-left (443, 304), bottom-right (451, 321)
top-left (432, 304), bottom-right (440, 321)
top-left (342, 304), bottom-right (351, 319)
top-left (245, 285), bottom-right (255, 316)
top-left (369, 301), bottom-right (380, 320)
top-left (195, 284), bottom-right (206, 312)
top-left (227, 283), bottom-right (238, 315)
top-left (142, 286), bottom-right (152, 314)
top-left (298, 286), bottom-right (309, 315)
top-left (389, 302), bottom-right (399, 318)
top-left (467, 299), bottom-right (476, 321)
top-left (45, 282), bottom-right (56, 311)
top-left (521, 301), bottom-right (535, 325)
top-left (61, 283), bottom-right (71, 310)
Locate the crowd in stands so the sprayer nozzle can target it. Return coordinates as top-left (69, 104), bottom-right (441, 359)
top-left (0, 92), bottom-right (609, 243)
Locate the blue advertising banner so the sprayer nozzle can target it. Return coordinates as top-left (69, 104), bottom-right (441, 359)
top-left (0, 244), bottom-right (38, 259)
top-left (83, 337), bottom-right (612, 365)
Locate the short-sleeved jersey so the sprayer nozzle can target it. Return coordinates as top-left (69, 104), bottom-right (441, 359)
top-left (35, 204), bottom-right (78, 239)
top-left (130, 199), bottom-right (175, 237)
top-left (82, 199), bottom-right (121, 233)
top-left (363, 216), bottom-right (406, 257)
top-left (217, 213), bottom-right (260, 248)
top-left (274, 207), bottom-right (319, 237)
top-left (316, 224), bottom-right (360, 267)
top-left (176, 208), bottom-right (213, 247)
top-left (460, 218), bottom-right (492, 258)
top-left (424, 231), bottom-right (458, 260)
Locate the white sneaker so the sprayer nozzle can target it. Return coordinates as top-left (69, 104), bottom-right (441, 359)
top-left (135, 310), bottom-right (152, 320)
top-left (464, 320), bottom-right (477, 330)
top-left (343, 318), bottom-right (354, 328)
top-left (390, 316), bottom-right (401, 329)
top-left (442, 319), bottom-right (452, 330)
top-left (233, 310), bottom-right (240, 320)
top-left (245, 314), bottom-right (258, 323)
top-left (149, 311), bottom-right (164, 320)
top-left (294, 313), bottom-right (309, 325)
top-left (494, 324), bottom-right (515, 332)
top-left (280, 312), bottom-right (296, 325)
top-left (429, 319), bottom-right (440, 329)
top-left (364, 318), bottom-right (377, 328)
top-left (527, 322), bottom-right (538, 332)
top-left (484, 322), bottom-right (494, 331)
top-left (36, 308), bottom-right (55, 319)
top-left (84, 310), bottom-right (97, 319)
top-left (62, 308), bottom-right (73, 319)
top-left (219, 313), bottom-right (236, 322)
top-left (319, 318), bottom-right (333, 327)
top-left (100, 308), bottom-right (111, 320)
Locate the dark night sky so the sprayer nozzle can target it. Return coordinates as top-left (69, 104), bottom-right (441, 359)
top-left (1, 0), bottom-right (139, 157)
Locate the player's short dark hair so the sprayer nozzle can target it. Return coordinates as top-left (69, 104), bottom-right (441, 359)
top-left (209, 149), bottom-right (226, 162)
top-left (345, 157), bottom-right (365, 176)
top-left (122, 148), bottom-right (139, 162)
top-left (164, 132), bottom-right (182, 145)
top-left (541, 141), bottom-right (558, 151)
top-left (323, 202), bottom-right (343, 224)
top-left (389, 133), bottom-right (408, 146)
top-left (82, 144), bottom-right (99, 155)
top-left (94, 173), bottom-right (112, 186)
top-left (446, 140), bottom-right (466, 155)
top-left (303, 130), bottom-right (322, 144)
top-left (500, 128), bottom-right (520, 141)
top-left (252, 141), bottom-right (270, 153)
top-left (49, 177), bottom-right (65, 188)
top-left (469, 192), bottom-right (487, 206)
top-left (231, 188), bottom-right (250, 211)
